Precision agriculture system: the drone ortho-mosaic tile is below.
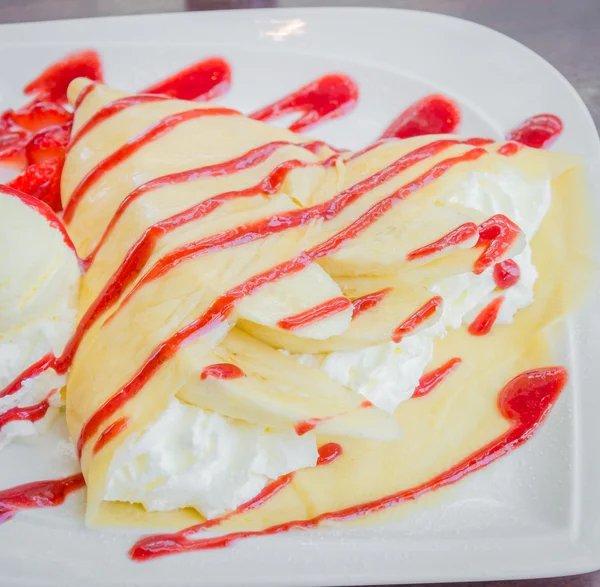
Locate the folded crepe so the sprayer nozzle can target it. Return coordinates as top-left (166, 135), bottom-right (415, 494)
top-left (63, 78), bottom-right (586, 526)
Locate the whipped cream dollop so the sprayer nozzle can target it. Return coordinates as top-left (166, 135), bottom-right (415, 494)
top-left (298, 168), bottom-right (551, 414)
top-left (0, 190), bottom-right (80, 449)
top-left (105, 399), bottom-right (318, 519)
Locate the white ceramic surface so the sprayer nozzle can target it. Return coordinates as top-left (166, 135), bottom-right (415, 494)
top-left (0, 7), bottom-right (599, 586)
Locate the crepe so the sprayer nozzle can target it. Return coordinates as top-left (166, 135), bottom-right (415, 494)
top-left (62, 78), bottom-right (588, 527)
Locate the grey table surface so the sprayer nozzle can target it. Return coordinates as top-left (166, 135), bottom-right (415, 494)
top-left (0, 0), bottom-right (599, 586)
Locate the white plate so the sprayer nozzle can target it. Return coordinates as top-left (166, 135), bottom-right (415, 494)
top-left (1, 7), bottom-right (600, 587)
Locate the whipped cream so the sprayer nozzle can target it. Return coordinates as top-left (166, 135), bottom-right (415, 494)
top-left (297, 168), bottom-right (551, 413)
top-left (105, 399), bottom-right (318, 519)
top-left (0, 190), bottom-right (80, 448)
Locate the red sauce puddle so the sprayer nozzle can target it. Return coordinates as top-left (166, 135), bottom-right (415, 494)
top-left (493, 259), bottom-right (521, 290)
top-left (406, 222), bottom-right (478, 261)
top-left (130, 367), bottom-right (566, 560)
top-left (380, 94), bottom-right (461, 140)
top-left (351, 288), bottom-right (393, 319)
top-left (0, 473), bottom-right (85, 524)
top-left (506, 114), bottom-right (563, 149)
top-left (250, 74), bottom-right (359, 133)
top-left (468, 296), bottom-right (504, 336)
top-left (200, 364), bottom-right (245, 381)
top-left (392, 296), bottom-right (442, 343)
top-left (413, 358), bottom-right (462, 398)
top-left (277, 297), bottom-right (352, 331)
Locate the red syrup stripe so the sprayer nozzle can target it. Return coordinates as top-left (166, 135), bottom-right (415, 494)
top-left (249, 74), bottom-right (359, 133)
top-left (129, 368), bottom-right (567, 560)
top-left (62, 107), bottom-right (240, 223)
top-left (406, 222), bottom-right (478, 261)
top-left (92, 417), bottom-right (129, 455)
top-left (130, 442), bottom-right (343, 560)
top-left (141, 57), bottom-right (231, 102)
top-left (351, 288), bottom-right (393, 319)
top-left (72, 82), bottom-right (97, 111)
top-left (0, 474), bottom-right (85, 525)
top-left (413, 358), bottom-right (462, 398)
top-left (0, 399), bottom-right (51, 431)
top-left (379, 94), bottom-right (461, 140)
top-left (277, 297), bottom-right (352, 331)
top-left (67, 94), bottom-right (169, 153)
top-left (392, 296), bottom-right (443, 343)
top-left (506, 114), bottom-right (563, 149)
top-left (77, 146), bottom-right (487, 457)
top-left (468, 296), bottom-right (504, 336)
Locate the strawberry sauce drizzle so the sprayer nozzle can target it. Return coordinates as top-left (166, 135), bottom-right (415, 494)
top-left (413, 358), bottom-right (462, 398)
top-left (24, 50), bottom-right (103, 105)
top-left (72, 82), bottom-right (97, 111)
top-left (67, 94), bottom-right (169, 153)
top-left (0, 53), bottom-right (570, 554)
top-left (130, 368), bottom-right (566, 560)
top-left (0, 399), bottom-right (51, 431)
top-left (62, 107), bottom-right (240, 223)
top-left (474, 214), bottom-right (521, 275)
top-left (130, 442), bottom-right (342, 559)
top-left (468, 296), bottom-right (504, 336)
top-left (250, 74), bottom-right (359, 133)
top-left (506, 114), bottom-right (563, 149)
top-left (110, 141), bottom-right (484, 318)
top-left (92, 417), bottom-right (129, 455)
top-left (406, 222), bottom-right (479, 261)
top-left (392, 296), bottom-right (442, 343)
top-left (380, 94), bottom-right (461, 140)
top-left (351, 288), bottom-right (393, 319)
top-left (200, 364), bottom-right (245, 380)
top-left (0, 474), bottom-right (85, 524)
top-left (294, 419), bottom-right (320, 436)
top-left (77, 145), bottom-right (486, 457)
top-left (0, 353), bottom-right (56, 398)
top-left (141, 57), bottom-right (231, 102)
top-left (277, 297), bottom-right (352, 331)
top-left (81, 140), bottom-right (318, 267)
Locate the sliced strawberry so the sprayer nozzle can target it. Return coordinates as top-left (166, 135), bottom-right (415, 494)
top-left (8, 99), bottom-right (72, 132)
top-left (24, 49), bottom-right (104, 105)
top-left (8, 156), bottom-right (64, 212)
top-left (0, 112), bottom-right (30, 168)
top-left (26, 123), bottom-right (72, 164)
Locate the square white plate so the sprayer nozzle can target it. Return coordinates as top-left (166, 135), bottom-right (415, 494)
top-left (1, 7), bottom-right (600, 587)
